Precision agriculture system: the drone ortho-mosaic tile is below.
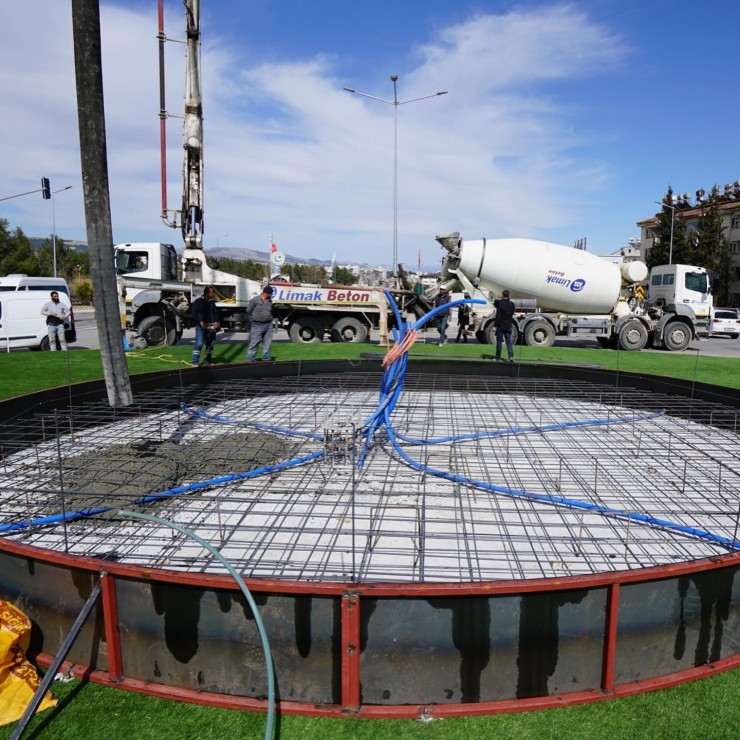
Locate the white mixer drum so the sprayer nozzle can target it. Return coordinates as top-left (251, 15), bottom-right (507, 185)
top-left (458, 238), bottom-right (623, 314)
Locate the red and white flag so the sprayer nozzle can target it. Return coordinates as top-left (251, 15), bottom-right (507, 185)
top-left (271, 242), bottom-right (277, 253)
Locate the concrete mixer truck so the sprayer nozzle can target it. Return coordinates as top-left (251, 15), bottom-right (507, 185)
top-left (436, 232), bottom-right (712, 351)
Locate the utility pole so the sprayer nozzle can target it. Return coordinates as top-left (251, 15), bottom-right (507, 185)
top-left (72, 0), bottom-right (133, 407)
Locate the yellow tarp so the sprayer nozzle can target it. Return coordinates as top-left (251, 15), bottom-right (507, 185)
top-left (0, 600), bottom-right (57, 727)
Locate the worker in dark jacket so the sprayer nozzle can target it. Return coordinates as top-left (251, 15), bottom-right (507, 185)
top-left (246, 285), bottom-right (274, 362)
top-left (493, 289), bottom-right (516, 362)
top-left (433, 287), bottom-right (452, 345)
top-left (191, 285), bottom-right (222, 366)
top-left (455, 302), bottom-right (471, 343)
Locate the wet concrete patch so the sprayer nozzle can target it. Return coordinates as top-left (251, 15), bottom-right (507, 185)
top-left (57, 432), bottom-right (298, 512)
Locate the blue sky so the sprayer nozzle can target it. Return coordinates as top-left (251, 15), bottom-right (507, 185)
top-left (2, 1), bottom-right (739, 269)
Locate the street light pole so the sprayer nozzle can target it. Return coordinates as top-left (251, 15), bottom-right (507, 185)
top-left (51, 186), bottom-right (73, 278)
top-left (344, 75), bottom-right (447, 278)
top-left (655, 200), bottom-right (676, 265)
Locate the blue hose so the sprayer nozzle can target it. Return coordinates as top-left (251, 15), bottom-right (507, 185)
top-left (179, 402), bottom-right (325, 441)
top-left (0, 448), bottom-right (326, 534)
top-left (382, 404), bottom-right (738, 549)
top-left (394, 410), bottom-right (666, 446)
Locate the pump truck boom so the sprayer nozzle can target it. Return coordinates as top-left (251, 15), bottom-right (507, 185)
top-left (437, 232), bottom-right (711, 351)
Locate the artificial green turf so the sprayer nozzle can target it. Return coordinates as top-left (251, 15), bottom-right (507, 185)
top-left (2, 666), bottom-right (739, 739)
top-left (1, 338), bottom-right (739, 738)
top-left (1, 337), bottom-right (739, 401)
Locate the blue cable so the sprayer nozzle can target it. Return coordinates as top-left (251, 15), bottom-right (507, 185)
top-left (383, 407), bottom-right (737, 549)
top-left (179, 402), bottom-right (325, 440)
top-left (394, 410), bottom-right (666, 446)
top-left (0, 448), bottom-right (326, 534)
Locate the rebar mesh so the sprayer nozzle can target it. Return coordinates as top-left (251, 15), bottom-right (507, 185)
top-left (1, 373), bottom-right (738, 583)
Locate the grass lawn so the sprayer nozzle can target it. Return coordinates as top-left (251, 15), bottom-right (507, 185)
top-left (1, 338), bottom-right (739, 738)
top-left (1, 336), bottom-right (739, 401)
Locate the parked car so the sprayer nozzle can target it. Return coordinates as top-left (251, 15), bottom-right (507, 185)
top-left (711, 309), bottom-right (740, 339)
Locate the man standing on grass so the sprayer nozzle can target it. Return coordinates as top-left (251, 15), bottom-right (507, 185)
top-left (191, 286), bottom-right (221, 367)
top-left (493, 289), bottom-right (516, 362)
top-left (246, 285), bottom-right (274, 362)
top-left (433, 286), bottom-right (452, 345)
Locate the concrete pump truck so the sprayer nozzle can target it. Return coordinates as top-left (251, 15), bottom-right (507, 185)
top-left (117, 0), bottom-right (421, 347)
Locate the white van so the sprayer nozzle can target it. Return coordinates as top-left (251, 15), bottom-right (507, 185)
top-left (0, 291), bottom-right (76, 351)
top-left (0, 274), bottom-right (71, 297)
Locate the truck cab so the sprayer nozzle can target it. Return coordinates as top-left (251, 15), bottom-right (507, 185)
top-left (115, 243), bottom-right (178, 282)
top-left (647, 264), bottom-right (712, 318)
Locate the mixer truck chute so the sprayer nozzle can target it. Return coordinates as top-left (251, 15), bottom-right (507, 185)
top-left (437, 232), bottom-right (711, 352)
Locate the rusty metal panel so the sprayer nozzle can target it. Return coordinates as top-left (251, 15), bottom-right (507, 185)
top-left (615, 565), bottom-right (740, 684)
top-left (359, 589), bottom-right (606, 705)
top-left (114, 578), bottom-right (340, 703)
top-left (0, 550), bottom-right (109, 672)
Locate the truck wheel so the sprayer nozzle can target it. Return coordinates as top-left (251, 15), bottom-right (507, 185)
top-left (483, 322), bottom-right (497, 344)
top-left (330, 317), bottom-right (368, 343)
top-left (618, 319), bottom-right (648, 351)
top-left (523, 320), bottom-right (555, 347)
top-left (138, 315), bottom-right (176, 346)
top-left (289, 317), bottom-right (323, 343)
top-left (662, 321), bottom-right (691, 351)
top-left (484, 322), bottom-right (518, 345)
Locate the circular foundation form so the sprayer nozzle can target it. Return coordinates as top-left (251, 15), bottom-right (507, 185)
top-left (0, 359), bottom-right (739, 717)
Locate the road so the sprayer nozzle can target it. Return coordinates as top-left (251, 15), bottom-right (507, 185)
top-left (70, 307), bottom-right (740, 359)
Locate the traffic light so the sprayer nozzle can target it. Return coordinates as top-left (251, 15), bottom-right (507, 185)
top-left (41, 177), bottom-right (51, 199)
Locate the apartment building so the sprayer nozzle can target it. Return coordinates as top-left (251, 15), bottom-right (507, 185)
top-left (637, 182), bottom-right (740, 305)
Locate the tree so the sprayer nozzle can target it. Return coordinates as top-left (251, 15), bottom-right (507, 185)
top-left (217, 257), bottom-right (268, 281)
top-left (286, 263), bottom-right (326, 283)
top-left (76, 280), bottom-right (94, 305)
top-left (0, 220), bottom-right (40, 276)
top-left (646, 186), bottom-right (688, 269)
top-left (692, 186), bottom-right (732, 304)
top-left (333, 266), bottom-right (358, 285)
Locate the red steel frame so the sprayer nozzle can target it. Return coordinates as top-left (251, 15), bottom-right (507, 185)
top-left (2, 535), bottom-right (738, 719)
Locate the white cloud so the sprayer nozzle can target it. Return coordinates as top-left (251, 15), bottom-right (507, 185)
top-left (2, 1), bottom-right (627, 265)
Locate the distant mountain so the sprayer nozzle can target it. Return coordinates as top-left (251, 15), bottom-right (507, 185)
top-left (208, 247), bottom-right (331, 266)
top-left (29, 237), bottom-right (88, 252)
top-left (28, 238), bottom-right (387, 268)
